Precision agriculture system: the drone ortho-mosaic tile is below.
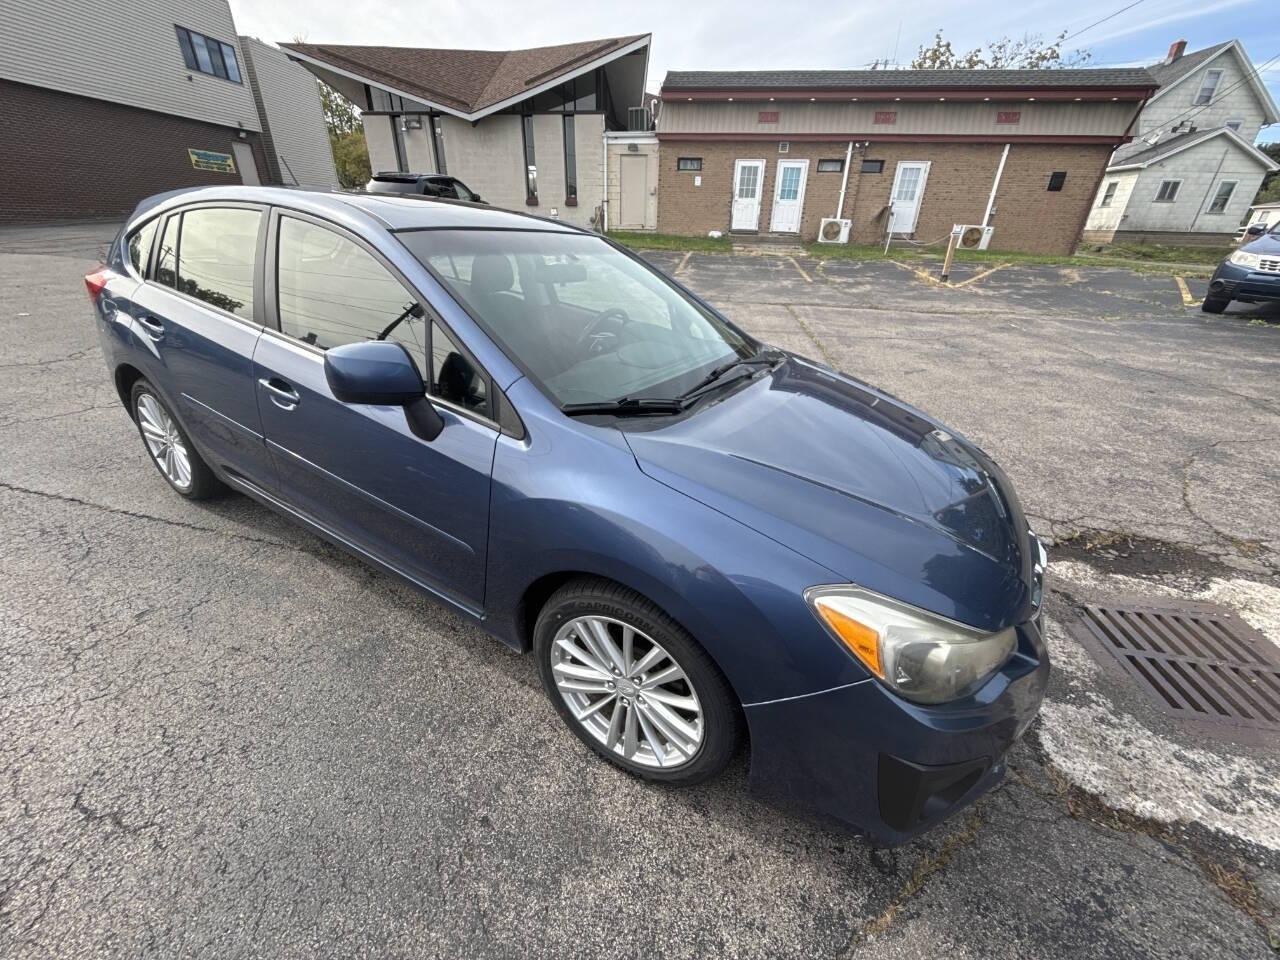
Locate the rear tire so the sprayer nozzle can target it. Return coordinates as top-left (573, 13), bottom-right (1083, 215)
top-left (1201, 296), bottom-right (1229, 314)
top-left (534, 578), bottom-right (741, 785)
top-left (130, 379), bottom-right (223, 500)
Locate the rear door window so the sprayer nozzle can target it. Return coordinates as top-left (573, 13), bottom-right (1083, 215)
top-left (172, 208), bottom-right (261, 319)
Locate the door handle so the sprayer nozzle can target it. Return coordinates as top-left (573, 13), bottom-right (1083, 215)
top-left (258, 377), bottom-right (300, 410)
top-left (136, 315), bottom-right (164, 339)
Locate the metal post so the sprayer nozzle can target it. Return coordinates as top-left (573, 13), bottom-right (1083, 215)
top-left (941, 228), bottom-right (958, 282)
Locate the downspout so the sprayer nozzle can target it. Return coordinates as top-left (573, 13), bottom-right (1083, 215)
top-left (1189, 147), bottom-right (1229, 233)
top-left (601, 128), bottom-right (609, 233)
top-left (835, 141), bottom-right (854, 219)
top-left (983, 143), bottom-right (1010, 227)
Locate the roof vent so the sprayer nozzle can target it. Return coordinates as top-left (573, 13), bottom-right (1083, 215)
top-left (1165, 39), bottom-right (1187, 64)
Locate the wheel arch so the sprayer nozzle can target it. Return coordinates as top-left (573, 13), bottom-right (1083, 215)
top-left (113, 362), bottom-right (146, 412)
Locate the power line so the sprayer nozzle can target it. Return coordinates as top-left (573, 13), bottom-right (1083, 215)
top-left (1143, 50), bottom-right (1280, 138)
top-left (1061, 0), bottom-right (1147, 45)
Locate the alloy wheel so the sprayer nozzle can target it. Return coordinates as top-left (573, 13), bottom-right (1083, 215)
top-left (550, 615), bottom-right (704, 769)
top-left (136, 393), bottom-right (192, 491)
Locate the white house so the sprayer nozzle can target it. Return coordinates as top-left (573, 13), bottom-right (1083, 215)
top-left (1083, 39), bottom-right (1279, 244)
top-left (1244, 201), bottom-right (1280, 233)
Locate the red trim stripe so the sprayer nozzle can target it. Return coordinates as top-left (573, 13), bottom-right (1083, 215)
top-left (656, 132), bottom-right (1130, 144)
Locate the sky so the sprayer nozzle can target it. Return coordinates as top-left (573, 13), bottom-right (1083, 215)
top-left (230, 0), bottom-right (1278, 142)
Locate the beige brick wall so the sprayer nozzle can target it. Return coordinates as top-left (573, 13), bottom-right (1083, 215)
top-left (656, 139), bottom-right (1112, 254)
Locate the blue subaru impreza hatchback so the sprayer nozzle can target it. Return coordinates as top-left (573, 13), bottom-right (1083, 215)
top-left (88, 187), bottom-right (1048, 844)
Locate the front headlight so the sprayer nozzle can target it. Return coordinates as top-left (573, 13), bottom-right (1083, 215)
top-left (1229, 250), bottom-right (1262, 269)
top-left (805, 585), bottom-right (1017, 704)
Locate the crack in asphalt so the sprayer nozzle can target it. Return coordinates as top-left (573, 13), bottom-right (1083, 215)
top-left (0, 480), bottom-right (297, 552)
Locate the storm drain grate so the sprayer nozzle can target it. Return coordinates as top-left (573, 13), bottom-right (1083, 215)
top-left (1075, 601), bottom-right (1280, 735)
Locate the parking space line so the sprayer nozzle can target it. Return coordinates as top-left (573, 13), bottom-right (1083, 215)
top-left (1175, 275), bottom-right (1202, 308)
top-left (888, 259), bottom-right (942, 286)
top-left (675, 251), bottom-right (693, 275)
top-left (788, 256), bottom-right (812, 283)
top-left (952, 263), bottom-right (1012, 288)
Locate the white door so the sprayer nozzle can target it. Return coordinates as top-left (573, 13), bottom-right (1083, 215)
top-left (619, 154), bottom-right (648, 229)
top-left (232, 142), bottom-right (259, 186)
top-left (888, 161), bottom-right (930, 235)
top-left (731, 159), bottom-right (765, 231)
top-left (769, 159), bottom-right (809, 233)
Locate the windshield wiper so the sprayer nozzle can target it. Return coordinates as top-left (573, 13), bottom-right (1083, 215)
top-left (674, 349), bottom-right (785, 404)
top-left (561, 397), bottom-right (685, 417)
top-left (377, 302), bottom-right (424, 341)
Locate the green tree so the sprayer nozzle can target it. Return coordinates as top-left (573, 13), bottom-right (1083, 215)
top-left (331, 129), bottom-right (372, 190)
top-left (1254, 143), bottom-right (1280, 204)
top-left (315, 80), bottom-right (369, 189)
top-left (911, 30), bottom-right (1091, 69)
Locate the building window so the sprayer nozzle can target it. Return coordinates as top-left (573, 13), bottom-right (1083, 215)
top-left (1226, 119), bottom-right (1243, 132)
top-left (1194, 69), bottom-right (1223, 105)
top-left (175, 26), bottom-right (241, 83)
top-left (431, 119), bottom-right (447, 174)
top-left (1047, 171), bottom-right (1067, 192)
top-left (1154, 179), bottom-right (1181, 203)
top-left (860, 159), bottom-right (884, 174)
top-left (521, 115), bottom-right (538, 204)
top-left (778, 142), bottom-right (789, 153)
top-left (676, 157), bottom-right (702, 171)
top-left (1099, 181), bottom-right (1119, 207)
top-left (563, 116), bottom-right (577, 203)
top-left (817, 159), bottom-right (844, 173)
top-left (1206, 180), bottom-right (1237, 214)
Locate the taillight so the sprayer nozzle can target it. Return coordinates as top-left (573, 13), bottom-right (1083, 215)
top-left (84, 267), bottom-right (113, 302)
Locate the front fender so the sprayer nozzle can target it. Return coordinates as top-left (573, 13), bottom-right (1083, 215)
top-left (484, 393), bottom-right (870, 706)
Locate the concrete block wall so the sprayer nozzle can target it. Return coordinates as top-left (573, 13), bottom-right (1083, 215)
top-left (437, 114), bottom-right (527, 211)
top-left (363, 115), bottom-right (399, 174)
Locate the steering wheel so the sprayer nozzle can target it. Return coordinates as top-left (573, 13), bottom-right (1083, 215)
top-left (577, 307), bottom-right (632, 353)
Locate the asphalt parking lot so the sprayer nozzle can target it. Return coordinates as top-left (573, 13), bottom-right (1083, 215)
top-left (2, 222), bottom-right (1278, 958)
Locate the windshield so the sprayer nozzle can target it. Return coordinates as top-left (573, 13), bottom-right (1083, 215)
top-left (398, 230), bottom-right (753, 406)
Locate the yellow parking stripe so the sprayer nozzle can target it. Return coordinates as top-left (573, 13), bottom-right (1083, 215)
top-left (952, 263), bottom-right (1011, 288)
top-left (675, 251), bottom-right (693, 275)
top-left (788, 256), bottom-right (813, 283)
top-left (1175, 275), bottom-right (1202, 307)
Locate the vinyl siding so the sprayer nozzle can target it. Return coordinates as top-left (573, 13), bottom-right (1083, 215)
top-left (1140, 49), bottom-right (1269, 144)
top-left (238, 38), bottom-right (337, 190)
top-left (658, 99), bottom-right (1137, 139)
top-left (0, 0), bottom-right (260, 131)
top-left (1118, 138), bottom-right (1267, 234)
top-left (1083, 170), bottom-right (1140, 237)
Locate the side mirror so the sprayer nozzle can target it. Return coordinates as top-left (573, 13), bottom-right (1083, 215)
top-left (1247, 223), bottom-right (1266, 236)
top-left (472, 193), bottom-right (483, 203)
top-left (324, 340), bottom-right (444, 440)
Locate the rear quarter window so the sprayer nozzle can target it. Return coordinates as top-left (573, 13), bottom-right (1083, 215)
top-left (126, 219), bottom-right (159, 276)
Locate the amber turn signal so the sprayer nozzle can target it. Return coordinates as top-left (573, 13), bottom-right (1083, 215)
top-left (813, 601), bottom-right (883, 677)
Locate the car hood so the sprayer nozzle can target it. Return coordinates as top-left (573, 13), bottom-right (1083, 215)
top-left (623, 356), bottom-right (1034, 630)
top-left (1242, 231), bottom-right (1280, 255)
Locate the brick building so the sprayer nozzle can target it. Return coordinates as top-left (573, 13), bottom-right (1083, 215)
top-left (0, 0), bottom-right (335, 224)
top-left (655, 69), bottom-right (1158, 254)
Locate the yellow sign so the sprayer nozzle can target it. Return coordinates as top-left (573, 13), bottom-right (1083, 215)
top-left (188, 148), bottom-right (236, 173)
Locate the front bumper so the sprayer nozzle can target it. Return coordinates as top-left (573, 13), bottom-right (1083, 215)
top-left (743, 617), bottom-right (1049, 846)
top-left (1210, 261), bottom-right (1280, 303)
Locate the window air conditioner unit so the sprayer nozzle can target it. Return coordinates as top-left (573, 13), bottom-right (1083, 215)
top-left (953, 224), bottom-right (994, 250)
top-left (818, 217), bottom-right (851, 244)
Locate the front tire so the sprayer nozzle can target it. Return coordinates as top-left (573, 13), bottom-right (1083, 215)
top-left (534, 578), bottom-right (741, 785)
top-left (130, 379), bottom-right (222, 499)
top-left (1201, 296), bottom-right (1229, 314)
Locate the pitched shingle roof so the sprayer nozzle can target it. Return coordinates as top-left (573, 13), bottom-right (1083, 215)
top-left (661, 67), bottom-right (1156, 91)
top-left (282, 35), bottom-right (647, 116)
top-left (1107, 125), bottom-right (1280, 171)
top-left (1145, 42), bottom-right (1233, 90)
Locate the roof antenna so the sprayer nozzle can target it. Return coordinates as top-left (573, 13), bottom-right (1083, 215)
top-left (891, 21), bottom-right (902, 68)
